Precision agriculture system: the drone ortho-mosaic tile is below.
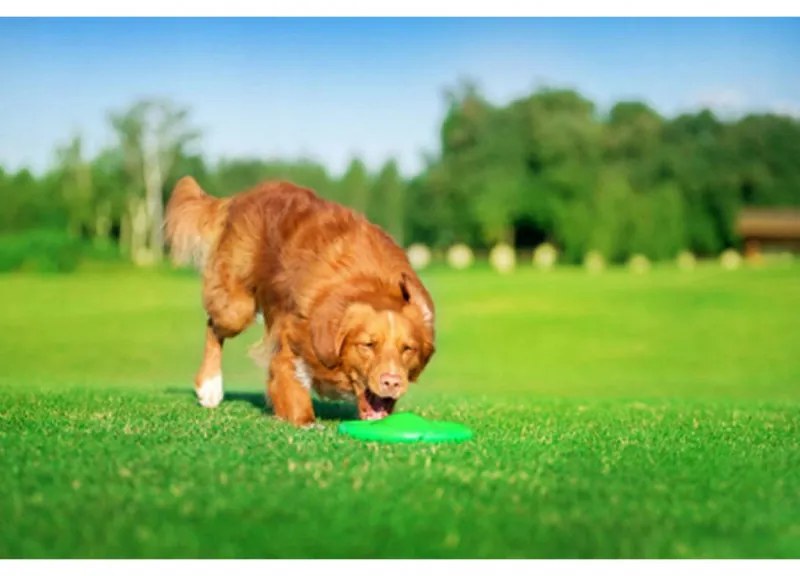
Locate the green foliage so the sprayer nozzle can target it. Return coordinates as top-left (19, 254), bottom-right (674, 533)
top-left (339, 158), bottom-right (371, 214)
top-left (422, 87), bottom-right (800, 261)
top-left (2, 91), bottom-right (800, 265)
top-left (586, 168), bottom-right (633, 261)
top-left (0, 168), bottom-right (68, 233)
top-left (0, 229), bottom-right (83, 273)
top-left (729, 114), bottom-right (800, 206)
top-left (208, 157), bottom-right (337, 200)
top-left (370, 160), bottom-right (406, 244)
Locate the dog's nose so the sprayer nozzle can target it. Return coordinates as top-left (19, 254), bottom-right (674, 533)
top-left (379, 373), bottom-right (403, 396)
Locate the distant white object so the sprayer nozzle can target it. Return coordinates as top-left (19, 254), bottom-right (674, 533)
top-left (489, 243), bottom-right (516, 274)
top-left (533, 243), bottom-right (558, 270)
top-left (406, 243), bottom-right (432, 270)
top-left (628, 254), bottom-right (651, 274)
top-left (676, 250), bottom-right (697, 271)
top-left (583, 250), bottom-right (606, 273)
top-left (720, 249), bottom-right (742, 270)
top-left (447, 244), bottom-right (474, 270)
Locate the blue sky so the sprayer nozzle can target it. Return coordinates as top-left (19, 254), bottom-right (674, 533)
top-left (0, 18), bottom-right (798, 176)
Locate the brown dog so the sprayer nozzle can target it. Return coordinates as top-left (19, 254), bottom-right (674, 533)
top-left (164, 177), bottom-right (436, 425)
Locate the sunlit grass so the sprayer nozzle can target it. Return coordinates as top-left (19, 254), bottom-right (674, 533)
top-left (1, 263), bottom-right (798, 558)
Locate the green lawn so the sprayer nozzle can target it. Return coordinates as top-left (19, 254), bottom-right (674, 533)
top-left (1, 262), bottom-right (799, 558)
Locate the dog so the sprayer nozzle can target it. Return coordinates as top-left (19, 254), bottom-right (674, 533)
top-left (164, 177), bottom-right (436, 426)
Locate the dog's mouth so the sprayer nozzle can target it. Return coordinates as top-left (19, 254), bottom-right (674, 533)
top-left (359, 388), bottom-right (397, 420)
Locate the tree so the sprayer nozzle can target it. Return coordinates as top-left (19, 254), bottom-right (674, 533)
top-left (6, 85), bottom-right (800, 267)
top-left (0, 168), bottom-right (66, 233)
top-left (585, 168), bottom-right (635, 262)
top-left (512, 89), bottom-right (603, 258)
top-left (370, 159), bottom-right (406, 245)
top-left (55, 136), bottom-right (94, 239)
top-left (436, 82), bottom-right (504, 247)
top-left (340, 158), bottom-right (371, 215)
top-left (109, 100), bottom-right (200, 265)
top-left (729, 113), bottom-right (800, 206)
top-left (661, 110), bottom-right (738, 254)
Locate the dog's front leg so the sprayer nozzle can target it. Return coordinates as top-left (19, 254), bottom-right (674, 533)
top-left (195, 319), bottom-right (225, 408)
top-left (268, 340), bottom-right (315, 427)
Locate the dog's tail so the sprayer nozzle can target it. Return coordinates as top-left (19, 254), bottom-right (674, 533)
top-left (164, 176), bottom-right (231, 268)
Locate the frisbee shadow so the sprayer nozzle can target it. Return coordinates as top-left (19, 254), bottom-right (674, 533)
top-left (164, 387), bottom-right (359, 421)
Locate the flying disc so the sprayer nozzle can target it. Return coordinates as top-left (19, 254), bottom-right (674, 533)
top-left (338, 412), bottom-right (473, 443)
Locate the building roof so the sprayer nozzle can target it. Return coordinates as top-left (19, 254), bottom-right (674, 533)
top-left (736, 208), bottom-right (800, 240)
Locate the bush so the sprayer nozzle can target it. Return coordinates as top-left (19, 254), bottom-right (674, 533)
top-left (0, 229), bottom-right (83, 273)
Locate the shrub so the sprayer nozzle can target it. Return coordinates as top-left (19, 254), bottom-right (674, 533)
top-left (0, 229), bottom-right (83, 273)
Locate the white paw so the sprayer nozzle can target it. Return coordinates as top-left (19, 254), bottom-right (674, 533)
top-left (300, 422), bottom-right (325, 431)
top-left (196, 374), bottom-right (223, 408)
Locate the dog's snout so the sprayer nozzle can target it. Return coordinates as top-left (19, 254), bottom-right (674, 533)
top-left (379, 373), bottom-right (403, 396)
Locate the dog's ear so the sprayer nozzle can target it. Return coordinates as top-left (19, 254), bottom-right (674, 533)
top-left (400, 272), bottom-right (436, 377)
top-left (408, 337), bottom-right (436, 382)
top-left (399, 272), bottom-right (435, 335)
top-left (310, 291), bottom-right (351, 369)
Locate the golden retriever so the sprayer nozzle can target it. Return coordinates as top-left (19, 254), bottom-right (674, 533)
top-left (164, 177), bottom-right (436, 425)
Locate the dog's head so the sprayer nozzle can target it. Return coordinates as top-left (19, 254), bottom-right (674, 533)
top-left (310, 273), bottom-right (435, 419)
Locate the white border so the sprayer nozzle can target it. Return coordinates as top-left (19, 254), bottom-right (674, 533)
top-left (1, 1), bottom-right (800, 17)
top-left (1, 3), bottom-right (799, 572)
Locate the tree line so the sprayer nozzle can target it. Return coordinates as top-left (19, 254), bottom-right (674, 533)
top-left (2, 85), bottom-right (799, 268)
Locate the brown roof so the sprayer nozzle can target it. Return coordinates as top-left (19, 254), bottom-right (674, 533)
top-left (737, 208), bottom-right (800, 239)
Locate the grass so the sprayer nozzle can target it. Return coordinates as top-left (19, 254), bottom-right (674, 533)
top-left (0, 262), bottom-right (799, 558)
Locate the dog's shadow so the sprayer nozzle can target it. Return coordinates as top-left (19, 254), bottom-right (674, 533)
top-left (165, 388), bottom-right (359, 421)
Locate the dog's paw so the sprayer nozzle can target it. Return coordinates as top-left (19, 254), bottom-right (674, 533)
top-left (300, 422), bottom-right (325, 431)
top-left (196, 374), bottom-right (223, 408)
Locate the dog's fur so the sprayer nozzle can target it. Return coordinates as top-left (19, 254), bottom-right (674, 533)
top-left (164, 177), bottom-right (435, 425)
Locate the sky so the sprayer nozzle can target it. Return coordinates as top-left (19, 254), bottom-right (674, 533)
top-left (0, 17), bottom-right (798, 177)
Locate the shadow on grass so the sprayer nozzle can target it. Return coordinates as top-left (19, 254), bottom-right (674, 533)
top-left (165, 388), bottom-right (359, 421)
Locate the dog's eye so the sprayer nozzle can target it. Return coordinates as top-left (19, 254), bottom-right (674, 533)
top-left (402, 344), bottom-right (417, 354)
top-left (359, 342), bottom-right (375, 350)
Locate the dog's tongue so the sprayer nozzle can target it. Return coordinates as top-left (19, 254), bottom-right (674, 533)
top-left (359, 389), bottom-right (395, 420)
top-left (363, 408), bottom-right (388, 420)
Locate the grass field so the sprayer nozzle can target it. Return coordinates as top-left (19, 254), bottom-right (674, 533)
top-left (1, 262), bottom-right (799, 558)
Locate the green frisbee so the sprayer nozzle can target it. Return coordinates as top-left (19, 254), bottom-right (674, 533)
top-left (338, 412), bottom-right (473, 443)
